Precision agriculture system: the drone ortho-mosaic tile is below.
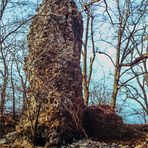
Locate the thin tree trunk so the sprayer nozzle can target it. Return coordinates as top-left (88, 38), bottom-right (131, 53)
top-left (111, 66), bottom-right (120, 110)
top-left (82, 13), bottom-right (90, 106)
top-left (111, 5), bottom-right (123, 110)
top-left (11, 62), bottom-right (16, 120)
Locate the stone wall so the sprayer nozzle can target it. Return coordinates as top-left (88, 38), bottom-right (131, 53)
top-left (24, 0), bottom-right (84, 146)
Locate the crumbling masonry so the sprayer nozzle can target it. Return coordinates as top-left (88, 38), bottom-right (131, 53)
top-left (24, 0), bottom-right (84, 146)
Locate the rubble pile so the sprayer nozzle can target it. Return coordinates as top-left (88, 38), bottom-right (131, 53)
top-left (83, 105), bottom-right (123, 139)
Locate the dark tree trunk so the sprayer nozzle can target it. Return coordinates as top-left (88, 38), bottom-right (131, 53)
top-left (21, 0), bottom-right (84, 146)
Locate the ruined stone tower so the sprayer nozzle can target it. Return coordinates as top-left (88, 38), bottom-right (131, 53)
top-left (24, 0), bottom-right (84, 146)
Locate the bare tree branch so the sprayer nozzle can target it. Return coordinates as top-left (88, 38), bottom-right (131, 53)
top-left (120, 53), bottom-right (148, 67)
top-left (96, 50), bottom-right (116, 66)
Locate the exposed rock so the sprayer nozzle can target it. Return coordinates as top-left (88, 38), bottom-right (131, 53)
top-left (0, 139), bottom-right (7, 144)
top-left (12, 139), bottom-right (33, 148)
top-left (135, 145), bottom-right (143, 148)
top-left (62, 139), bottom-right (147, 148)
top-left (18, 0), bottom-right (84, 147)
top-left (0, 130), bottom-right (147, 148)
top-left (5, 132), bottom-right (18, 143)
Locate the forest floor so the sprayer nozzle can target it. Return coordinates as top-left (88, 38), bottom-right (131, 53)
top-left (0, 108), bottom-right (147, 148)
top-left (0, 124), bottom-right (147, 148)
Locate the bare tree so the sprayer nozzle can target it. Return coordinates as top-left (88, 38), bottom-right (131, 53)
top-left (95, 0), bottom-right (148, 111)
top-left (81, 1), bottom-right (101, 105)
top-left (0, 0), bottom-right (39, 136)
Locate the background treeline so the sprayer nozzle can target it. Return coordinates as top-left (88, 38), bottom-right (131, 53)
top-left (0, 0), bottom-right (147, 127)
